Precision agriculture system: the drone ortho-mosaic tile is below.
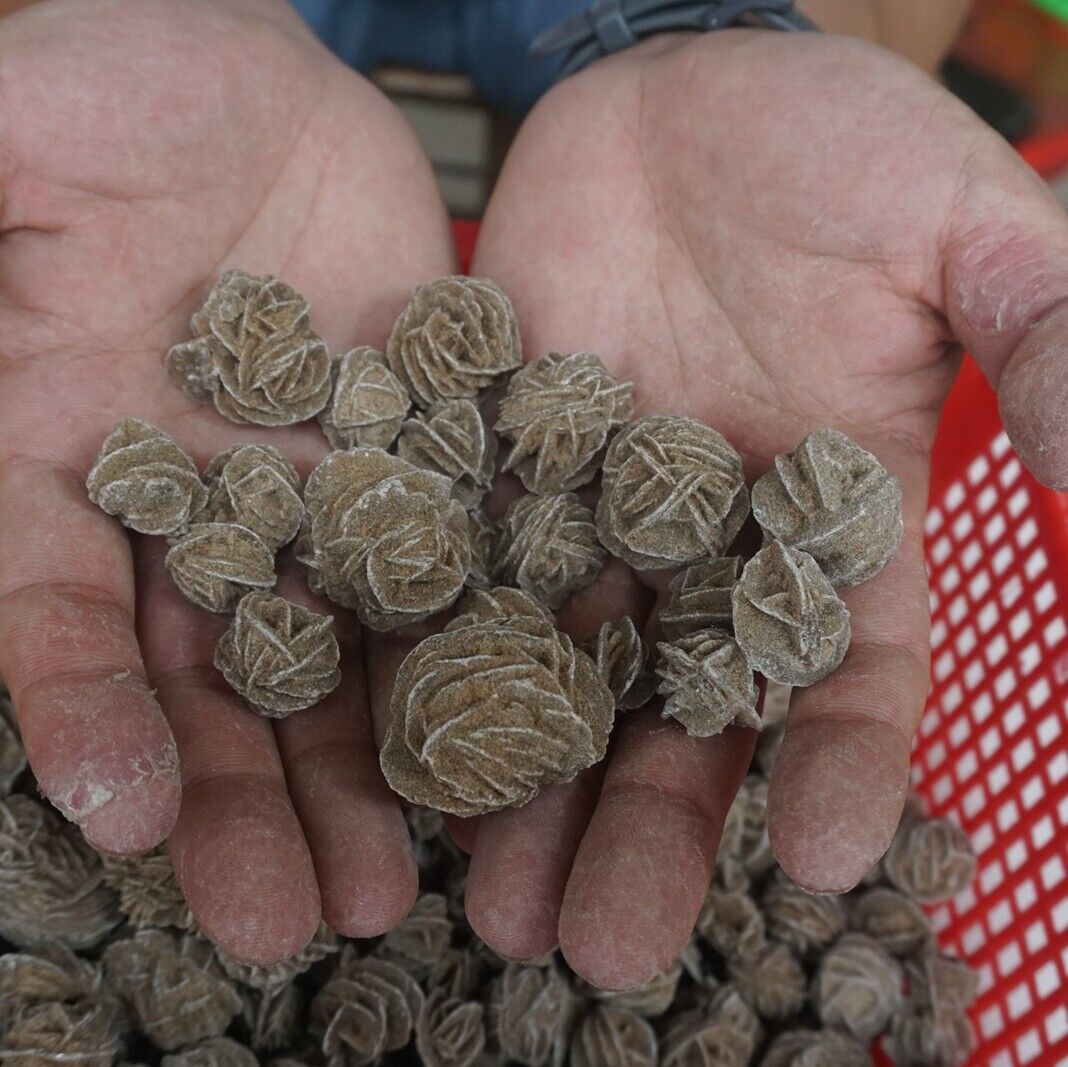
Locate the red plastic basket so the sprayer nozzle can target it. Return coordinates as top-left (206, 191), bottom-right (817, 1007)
top-left (452, 131), bottom-right (1068, 1066)
top-left (906, 136), bottom-right (1068, 1067)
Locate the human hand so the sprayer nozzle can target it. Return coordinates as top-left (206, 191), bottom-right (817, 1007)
top-left (0, 0), bottom-right (455, 962)
top-left (455, 30), bottom-right (1068, 988)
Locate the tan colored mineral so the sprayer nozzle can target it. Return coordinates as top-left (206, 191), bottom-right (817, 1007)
top-left (466, 508), bottom-right (501, 590)
top-left (377, 894), bottom-right (452, 978)
top-left (729, 942), bottom-right (808, 1021)
top-left (302, 449), bottom-right (471, 630)
top-left (888, 947), bottom-right (977, 1067)
top-left (813, 934), bottom-right (904, 1043)
top-left (101, 847), bottom-right (196, 932)
top-left (570, 1005), bottom-right (657, 1067)
top-left (161, 1037), bottom-right (259, 1067)
top-left (887, 1007), bottom-right (973, 1067)
top-left (292, 516), bottom-right (324, 596)
top-left (696, 888), bottom-right (766, 963)
top-left (200, 445), bottom-right (304, 549)
top-left (242, 984), bottom-right (303, 1055)
top-left (103, 931), bottom-right (242, 1051)
top-left (427, 949), bottom-right (484, 1002)
top-left (907, 945), bottom-right (979, 1016)
top-left (707, 985), bottom-right (764, 1057)
top-left (496, 352), bottom-right (633, 494)
top-left (754, 680), bottom-right (790, 775)
top-left (752, 428), bottom-right (903, 587)
top-left (596, 416), bottom-right (749, 570)
top-left (659, 1005), bottom-right (756, 1067)
top-left (310, 956), bottom-right (424, 1067)
top-left (882, 814), bottom-right (976, 903)
top-left (216, 923), bottom-right (339, 991)
top-left (318, 347), bottom-right (410, 450)
top-left (386, 277), bottom-right (521, 409)
top-left (760, 1028), bottom-right (872, 1067)
top-left (587, 617), bottom-right (656, 711)
top-left (450, 585), bottom-right (553, 627)
top-left (719, 774), bottom-right (774, 882)
top-left (165, 270), bottom-right (332, 425)
top-left (215, 592), bottom-right (341, 718)
top-left (656, 628), bottom-right (762, 737)
top-left (0, 999), bottom-right (121, 1067)
top-left (0, 686), bottom-right (26, 795)
top-left (732, 540), bottom-right (851, 686)
top-left (165, 523), bottom-right (276, 613)
top-left (488, 964), bottom-right (572, 1067)
top-left (415, 988), bottom-right (486, 1067)
top-left (587, 961), bottom-right (682, 1019)
top-left (848, 887), bottom-right (932, 957)
top-left (496, 493), bottom-right (605, 610)
top-left (86, 419), bottom-right (208, 535)
top-left (763, 876), bottom-right (845, 963)
top-left (0, 795), bottom-right (120, 950)
top-left (659, 558), bottom-right (742, 642)
top-left (380, 589), bottom-right (614, 816)
top-left (0, 943), bottom-right (107, 1027)
top-left (397, 399), bottom-right (497, 509)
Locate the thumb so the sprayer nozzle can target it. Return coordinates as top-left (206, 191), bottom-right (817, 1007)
top-left (943, 139), bottom-right (1068, 489)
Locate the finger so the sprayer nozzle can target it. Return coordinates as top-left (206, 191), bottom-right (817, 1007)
top-left (558, 710), bottom-right (755, 990)
top-left (134, 540), bottom-right (320, 964)
top-left (942, 137), bottom-right (1068, 489)
top-left (442, 815), bottom-right (478, 854)
top-left (0, 457), bottom-right (180, 853)
top-left (272, 569), bottom-right (417, 939)
top-left (365, 616), bottom-right (449, 746)
top-left (465, 559), bottom-right (649, 961)
top-left (465, 769), bottom-right (605, 961)
top-left (768, 456), bottom-right (930, 894)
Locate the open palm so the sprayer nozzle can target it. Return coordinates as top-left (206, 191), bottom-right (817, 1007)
top-left (0, 0), bottom-right (456, 962)
top-left (462, 31), bottom-right (1068, 988)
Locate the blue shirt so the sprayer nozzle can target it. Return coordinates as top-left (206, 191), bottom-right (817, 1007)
top-left (290, 0), bottom-right (584, 115)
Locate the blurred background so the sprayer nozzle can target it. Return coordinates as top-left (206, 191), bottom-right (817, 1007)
top-left (0, 0), bottom-right (1064, 216)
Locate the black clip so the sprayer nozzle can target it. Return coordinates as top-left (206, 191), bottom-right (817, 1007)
top-left (532, 0), bottom-right (817, 79)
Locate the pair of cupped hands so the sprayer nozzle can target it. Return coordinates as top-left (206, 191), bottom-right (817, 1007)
top-left (1, 0), bottom-right (1066, 986)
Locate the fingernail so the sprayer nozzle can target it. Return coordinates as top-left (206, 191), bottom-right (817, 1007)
top-left (79, 770), bottom-right (182, 855)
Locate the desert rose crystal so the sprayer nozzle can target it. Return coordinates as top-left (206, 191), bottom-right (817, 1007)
top-left (386, 276), bottom-right (521, 408)
top-left (597, 416), bottom-right (749, 570)
top-left (380, 588), bottom-right (613, 816)
top-left (166, 270), bottom-right (332, 426)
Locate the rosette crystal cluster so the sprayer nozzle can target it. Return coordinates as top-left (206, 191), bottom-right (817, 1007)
top-left (85, 267), bottom-right (903, 805)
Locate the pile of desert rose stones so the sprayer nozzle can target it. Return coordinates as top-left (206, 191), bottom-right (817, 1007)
top-left (0, 270), bottom-right (982, 1066)
top-left (86, 269), bottom-right (901, 812)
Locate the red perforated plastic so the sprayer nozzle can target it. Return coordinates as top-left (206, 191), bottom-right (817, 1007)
top-left (452, 134), bottom-right (1068, 1064)
top-left (913, 353), bottom-right (1068, 1067)
top-left (904, 137), bottom-right (1068, 1067)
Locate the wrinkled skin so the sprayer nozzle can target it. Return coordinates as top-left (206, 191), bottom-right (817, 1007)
top-left (438, 32), bottom-right (1068, 989)
top-left (0, 0), bottom-right (454, 962)
top-left (2, 1), bottom-right (1066, 986)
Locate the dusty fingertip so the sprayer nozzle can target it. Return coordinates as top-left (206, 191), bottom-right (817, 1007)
top-left (78, 772), bottom-right (182, 856)
top-left (559, 867), bottom-right (688, 991)
top-left (465, 889), bottom-right (560, 964)
top-left (998, 320), bottom-right (1068, 491)
top-left (321, 850), bottom-right (419, 939)
top-left (207, 909), bottom-right (323, 968)
top-left (171, 785), bottom-right (322, 966)
top-left (558, 917), bottom-right (669, 992)
top-left (768, 719), bottom-right (909, 895)
top-left (195, 874), bottom-right (322, 967)
top-left (197, 899), bottom-right (323, 968)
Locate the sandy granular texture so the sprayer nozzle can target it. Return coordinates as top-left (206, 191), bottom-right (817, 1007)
top-left (0, 662), bottom-right (978, 1067)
